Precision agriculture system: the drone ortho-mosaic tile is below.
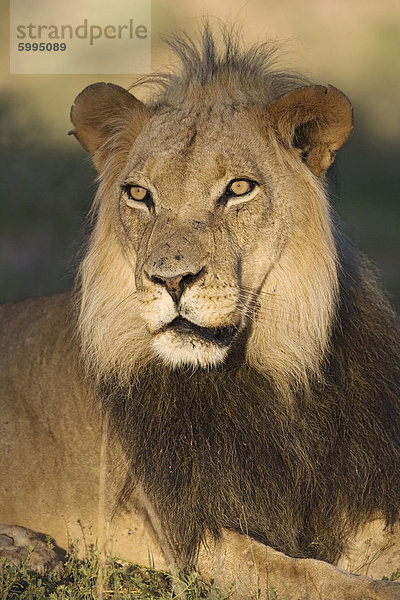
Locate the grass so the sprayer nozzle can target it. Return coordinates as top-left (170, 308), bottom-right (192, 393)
top-left (1, 546), bottom-right (399, 600)
top-left (0, 545), bottom-right (229, 600)
top-left (382, 567), bottom-right (400, 582)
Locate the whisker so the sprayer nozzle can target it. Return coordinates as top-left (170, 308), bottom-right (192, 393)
top-left (113, 290), bottom-right (138, 311)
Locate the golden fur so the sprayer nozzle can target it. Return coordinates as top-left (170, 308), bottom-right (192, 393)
top-left (78, 146), bottom-right (338, 393)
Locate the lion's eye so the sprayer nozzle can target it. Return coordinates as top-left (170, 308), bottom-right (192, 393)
top-left (126, 185), bottom-right (148, 201)
top-left (218, 178), bottom-right (258, 206)
top-left (227, 179), bottom-right (253, 196)
top-left (123, 184), bottom-right (153, 211)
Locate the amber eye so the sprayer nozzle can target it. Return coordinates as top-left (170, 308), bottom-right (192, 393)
top-left (123, 184), bottom-right (154, 211)
top-left (227, 179), bottom-right (254, 197)
top-left (126, 185), bottom-right (148, 201)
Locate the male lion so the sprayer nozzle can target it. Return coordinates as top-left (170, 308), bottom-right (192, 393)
top-left (0, 27), bottom-right (399, 600)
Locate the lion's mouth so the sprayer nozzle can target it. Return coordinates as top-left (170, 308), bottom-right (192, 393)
top-left (164, 317), bottom-right (238, 347)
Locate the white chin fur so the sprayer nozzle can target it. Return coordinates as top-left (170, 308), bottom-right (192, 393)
top-left (152, 330), bottom-right (228, 369)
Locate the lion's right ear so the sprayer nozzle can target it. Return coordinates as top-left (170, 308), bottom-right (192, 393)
top-left (69, 82), bottom-right (150, 171)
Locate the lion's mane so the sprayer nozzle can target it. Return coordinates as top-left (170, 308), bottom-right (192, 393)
top-left (76, 26), bottom-right (400, 565)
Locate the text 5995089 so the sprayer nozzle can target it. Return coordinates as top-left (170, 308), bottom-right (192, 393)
top-left (18, 42), bottom-right (67, 51)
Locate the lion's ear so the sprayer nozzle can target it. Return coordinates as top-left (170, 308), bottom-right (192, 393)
top-left (266, 85), bottom-right (353, 176)
top-left (69, 82), bottom-right (150, 171)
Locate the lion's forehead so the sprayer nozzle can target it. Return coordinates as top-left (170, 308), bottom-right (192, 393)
top-left (125, 106), bottom-right (266, 196)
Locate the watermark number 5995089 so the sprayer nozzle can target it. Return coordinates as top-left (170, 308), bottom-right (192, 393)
top-left (18, 43), bottom-right (67, 51)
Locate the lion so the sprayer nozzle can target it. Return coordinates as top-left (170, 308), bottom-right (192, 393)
top-left (0, 26), bottom-right (399, 600)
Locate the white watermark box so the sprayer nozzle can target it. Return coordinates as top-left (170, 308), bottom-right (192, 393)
top-left (10, 0), bottom-right (151, 74)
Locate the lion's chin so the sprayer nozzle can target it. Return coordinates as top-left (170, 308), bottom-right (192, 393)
top-left (152, 327), bottom-right (230, 369)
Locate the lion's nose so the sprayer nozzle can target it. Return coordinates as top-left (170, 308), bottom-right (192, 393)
top-left (150, 269), bottom-right (204, 304)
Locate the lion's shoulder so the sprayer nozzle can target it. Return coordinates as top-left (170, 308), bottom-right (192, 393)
top-left (0, 292), bottom-right (78, 376)
top-left (0, 291), bottom-right (75, 334)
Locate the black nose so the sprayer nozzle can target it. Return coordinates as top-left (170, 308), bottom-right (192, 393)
top-left (150, 269), bottom-right (204, 304)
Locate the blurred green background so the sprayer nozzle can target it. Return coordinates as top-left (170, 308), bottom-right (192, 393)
top-left (1, 0), bottom-right (399, 309)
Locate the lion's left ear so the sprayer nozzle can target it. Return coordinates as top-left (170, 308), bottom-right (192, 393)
top-left (265, 85), bottom-right (353, 176)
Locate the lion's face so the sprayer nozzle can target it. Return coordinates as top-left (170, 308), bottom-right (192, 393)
top-left (71, 78), bottom-right (352, 380)
top-left (116, 106), bottom-right (289, 368)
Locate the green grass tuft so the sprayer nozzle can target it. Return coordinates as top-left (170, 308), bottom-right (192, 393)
top-left (0, 546), bottom-right (232, 600)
